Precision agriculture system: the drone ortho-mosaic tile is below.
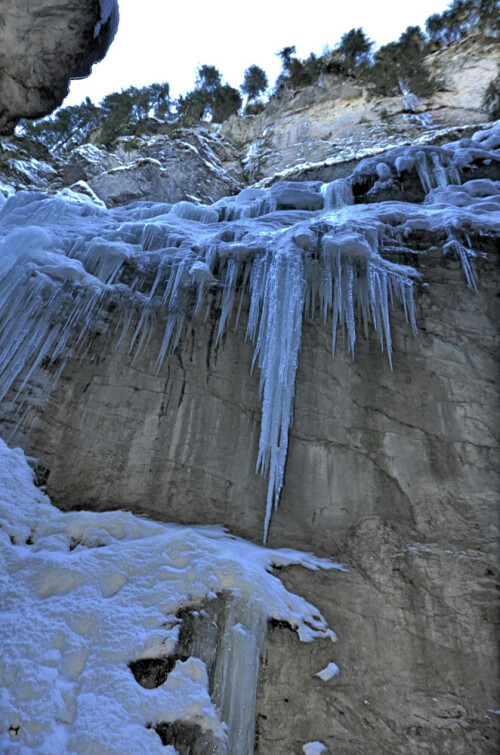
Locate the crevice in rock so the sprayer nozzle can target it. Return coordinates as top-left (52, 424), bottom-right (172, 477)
top-left (151, 721), bottom-right (212, 753)
top-left (129, 655), bottom-right (188, 689)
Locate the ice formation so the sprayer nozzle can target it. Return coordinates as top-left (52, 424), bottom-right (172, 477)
top-left (0, 124), bottom-right (499, 539)
top-left (303, 742), bottom-right (328, 755)
top-left (315, 661), bottom-right (340, 682)
top-left (0, 437), bottom-right (341, 754)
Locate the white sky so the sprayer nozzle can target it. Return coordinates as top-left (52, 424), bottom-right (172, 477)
top-left (64, 0), bottom-right (452, 107)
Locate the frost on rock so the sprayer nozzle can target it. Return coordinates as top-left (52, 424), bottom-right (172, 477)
top-left (0, 437), bottom-right (341, 754)
top-left (95, 0), bottom-right (119, 41)
top-left (0, 125), bottom-right (499, 538)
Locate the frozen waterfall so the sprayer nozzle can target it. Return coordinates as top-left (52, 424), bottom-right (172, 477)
top-left (0, 124), bottom-right (499, 539)
top-left (0, 437), bottom-right (341, 753)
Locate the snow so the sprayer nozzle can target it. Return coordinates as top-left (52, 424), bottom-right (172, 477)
top-left (0, 124), bottom-right (499, 538)
top-left (60, 182), bottom-right (107, 210)
top-left (0, 437), bottom-right (342, 753)
top-left (95, 0), bottom-right (119, 40)
top-left (254, 123), bottom-right (491, 189)
top-left (303, 741), bottom-right (328, 755)
top-left (315, 662), bottom-right (340, 682)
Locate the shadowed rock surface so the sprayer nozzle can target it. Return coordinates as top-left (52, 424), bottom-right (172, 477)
top-left (0, 0), bottom-right (118, 134)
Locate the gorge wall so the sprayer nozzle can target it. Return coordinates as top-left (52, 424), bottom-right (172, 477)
top-left (222, 36), bottom-right (500, 182)
top-left (0, 21), bottom-right (499, 755)
top-left (0, 0), bottom-right (118, 134)
top-left (1, 125), bottom-right (499, 753)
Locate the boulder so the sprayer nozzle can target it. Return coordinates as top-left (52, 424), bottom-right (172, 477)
top-left (61, 143), bottom-right (123, 185)
top-left (0, 0), bottom-right (118, 133)
top-left (90, 131), bottom-right (243, 206)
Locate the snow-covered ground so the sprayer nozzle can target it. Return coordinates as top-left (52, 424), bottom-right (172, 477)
top-left (0, 438), bottom-right (342, 753)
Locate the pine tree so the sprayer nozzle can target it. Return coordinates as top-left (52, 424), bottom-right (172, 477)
top-left (242, 66), bottom-right (268, 102)
top-left (338, 28), bottom-right (373, 74)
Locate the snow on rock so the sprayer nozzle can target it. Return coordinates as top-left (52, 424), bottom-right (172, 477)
top-left (0, 437), bottom-right (341, 753)
top-left (0, 124), bottom-right (499, 538)
top-left (90, 129), bottom-right (244, 207)
top-left (314, 662), bottom-right (340, 682)
top-left (62, 181), bottom-right (108, 209)
top-left (303, 741), bottom-right (328, 755)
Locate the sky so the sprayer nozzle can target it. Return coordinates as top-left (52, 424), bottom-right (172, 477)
top-left (64, 0), bottom-right (453, 107)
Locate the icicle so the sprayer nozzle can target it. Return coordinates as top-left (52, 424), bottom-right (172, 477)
top-left (250, 240), bottom-right (305, 541)
top-left (210, 595), bottom-right (268, 754)
top-left (321, 178), bottom-right (354, 209)
top-left (1, 124), bottom-right (498, 539)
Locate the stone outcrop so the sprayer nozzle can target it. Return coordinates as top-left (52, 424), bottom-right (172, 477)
top-left (0, 0), bottom-right (118, 134)
top-left (222, 37), bottom-right (500, 182)
top-left (89, 129), bottom-right (244, 205)
top-left (0, 128), bottom-right (243, 206)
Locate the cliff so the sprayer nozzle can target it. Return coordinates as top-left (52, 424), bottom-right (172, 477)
top-left (0, 27), bottom-right (499, 755)
top-left (222, 36), bottom-right (500, 182)
top-left (0, 0), bottom-right (118, 134)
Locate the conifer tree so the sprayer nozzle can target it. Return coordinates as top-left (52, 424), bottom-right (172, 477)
top-left (242, 65), bottom-right (268, 101)
top-left (338, 28), bottom-right (373, 74)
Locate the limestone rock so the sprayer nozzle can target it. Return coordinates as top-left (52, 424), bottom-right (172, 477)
top-left (0, 137), bottom-right (61, 191)
top-left (222, 38), bottom-right (500, 183)
top-left (3, 236), bottom-right (497, 753)
top-left (61, 143), bottom-right (123, 186)
top-left (0, 127), bottom-right (244, 206)
top-left (427, 35), bottom-right (500, 123)
top-left (90, 130), bottom-right (243, 206)
top-left (0, 0), bottom-right (118, 134)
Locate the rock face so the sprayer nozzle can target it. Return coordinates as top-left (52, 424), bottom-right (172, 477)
top-left (0, 27), bottom-right (499, 755)
top-left (0, 0), bottom-right (118, 134)
top-left (9, 258), bottom-right (500, 753)
top-left (222, 37), bottom-right (500, 182)
top-left (0, 128), bottom-right (244, 206)
top-left (89, 129), bottom-right (243, 205)
top-left (2, 191), bottom-right (498, 751)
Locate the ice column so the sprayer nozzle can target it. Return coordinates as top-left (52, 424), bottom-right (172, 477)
top-left (250, 240), bottom-right (306, 541)
top-left (210, 595), bottom-right (268, 755)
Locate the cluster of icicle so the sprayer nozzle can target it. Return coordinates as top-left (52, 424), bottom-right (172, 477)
top-left (0, 124), bottom-right (499, 539)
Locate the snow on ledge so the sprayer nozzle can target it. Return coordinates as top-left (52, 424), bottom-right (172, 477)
top-left (0, 437), bottom-right (343, 753)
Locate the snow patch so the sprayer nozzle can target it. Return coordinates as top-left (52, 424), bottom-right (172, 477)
top-left (315, 662), bottom-right (340, 682)
top-left (0, 438), bottom-right (341, 753)
top-left (303, 741), bottom-right (328, 755)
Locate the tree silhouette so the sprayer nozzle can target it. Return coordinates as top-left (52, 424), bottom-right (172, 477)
top-left (338, 28), bottom-right (373, 74)
top-left (195, 65), bottom-right (222, 92)
top-left (242, 65), bottom-right (268, 101)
